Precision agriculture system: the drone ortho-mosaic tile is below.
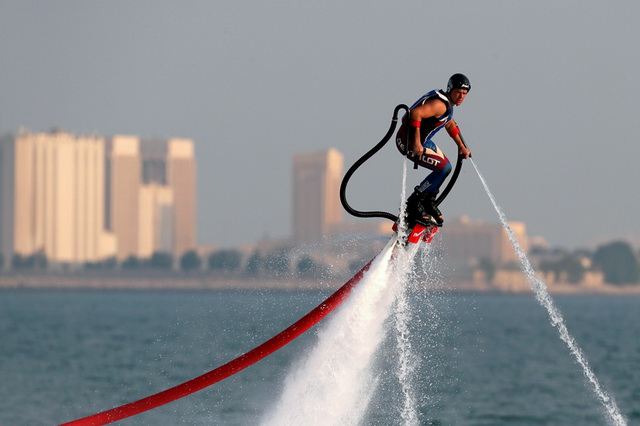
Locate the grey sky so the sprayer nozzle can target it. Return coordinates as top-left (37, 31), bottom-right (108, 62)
top-left (1, 1), bottom-right (639, 250)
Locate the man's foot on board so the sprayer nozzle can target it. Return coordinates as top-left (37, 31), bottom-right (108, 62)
top-left (406, 189), bottom-right (443, 226)
top-left (419, 193), bottom-right (443, 225)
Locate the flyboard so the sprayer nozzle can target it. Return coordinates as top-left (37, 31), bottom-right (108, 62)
top-left (61, 104), bottom-right (465, 426)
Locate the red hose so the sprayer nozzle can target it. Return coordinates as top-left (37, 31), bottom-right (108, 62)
top-left (61, 258), bottom-right (374, 425)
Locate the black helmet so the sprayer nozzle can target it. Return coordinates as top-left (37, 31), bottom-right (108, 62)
top-left (447, 73), bottom-right (471, 92)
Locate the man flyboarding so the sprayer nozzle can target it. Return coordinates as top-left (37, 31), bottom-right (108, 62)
top-left (396, 73), bottom-right (472, 228)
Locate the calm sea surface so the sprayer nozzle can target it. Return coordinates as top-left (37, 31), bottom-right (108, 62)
top-left (2, 289), bottom-right (639, 425)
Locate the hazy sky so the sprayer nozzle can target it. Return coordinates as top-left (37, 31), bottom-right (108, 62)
top-left (1, 1), bottom-right (639, 250)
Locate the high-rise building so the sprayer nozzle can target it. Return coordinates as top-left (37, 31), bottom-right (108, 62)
top-left (0, 129), bottom-right (116, 264)
top-left (292, 149), bottom-right (344, 244)
top-left (138, 183), bottom-right (174, 258)
top-left (0, 129), bottom-right (196, 267)
top-left (140, 138), bottom-right (196, 257)
top-left (106, 135), bottom-right (141, 260)
top-left (106, 136), bottom-right (196, 260)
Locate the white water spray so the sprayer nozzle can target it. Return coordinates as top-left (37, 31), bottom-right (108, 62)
top-left (261, 238), bottom-right (428, 426)
top-left (471, 159), bottom-right (627, 426)
top-left (262, 236), bottom-right (401, 426)
top-left (393, 286), bottom-right (419, 425)
top-left (389, 243), bottom-right (426, 425)
top-left (388, 161), bottom-right (427, 425)
top-left (262, 161), bottom-right (425, 426)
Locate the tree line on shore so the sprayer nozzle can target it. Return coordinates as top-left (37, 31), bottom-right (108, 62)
top-left (2, 246), bottom-right (348, 281)
top-left (3, 240), bottom-right (640, 285)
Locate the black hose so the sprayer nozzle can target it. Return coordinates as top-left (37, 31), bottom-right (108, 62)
top-left (339, 104), bottom-right (408, 223)
top-left (339, 104), bottom-right (467, 223)
top-left (436, 133), bottom-right (469, 206)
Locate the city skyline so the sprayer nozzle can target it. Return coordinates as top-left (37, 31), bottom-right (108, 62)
top-left (1, 127), bottom-right (634, 259)
top-left (0, 128), bottom-right (196, 266)
top-left (0, 131), bottom-right (539, 269)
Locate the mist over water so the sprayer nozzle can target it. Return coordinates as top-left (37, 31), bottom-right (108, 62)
top-left (471, 159), bottom-right (627, 426)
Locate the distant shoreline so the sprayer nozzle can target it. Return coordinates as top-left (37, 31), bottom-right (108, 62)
top-left (1, 274), bottom-right (640, 295)
top-left (0, 274), bottom-right (340, 291)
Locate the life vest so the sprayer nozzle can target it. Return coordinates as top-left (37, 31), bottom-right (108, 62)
top-left (396, 89), bottom-right (454, 156)
top-left (408, 89), bottom-right (454, 142)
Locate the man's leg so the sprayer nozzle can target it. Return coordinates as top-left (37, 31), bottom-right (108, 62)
top-left (406, 147), bottom-right (452, 225)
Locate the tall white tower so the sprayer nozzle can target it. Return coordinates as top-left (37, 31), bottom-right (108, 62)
top-left (292, 148), bottom-right (344, 244)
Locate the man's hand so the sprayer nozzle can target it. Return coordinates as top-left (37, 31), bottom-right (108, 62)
top-left (459, 145), bottom-right (471, 159)
top-left (412, 140), bottom-right (425, 156)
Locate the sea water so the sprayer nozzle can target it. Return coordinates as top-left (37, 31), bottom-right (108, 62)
top-left (2, 289), bottom-right (640, 425)
top-left (4, 160), bottom-right (639, 425)
top-left (4, 161), bottom-right (639, 425)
